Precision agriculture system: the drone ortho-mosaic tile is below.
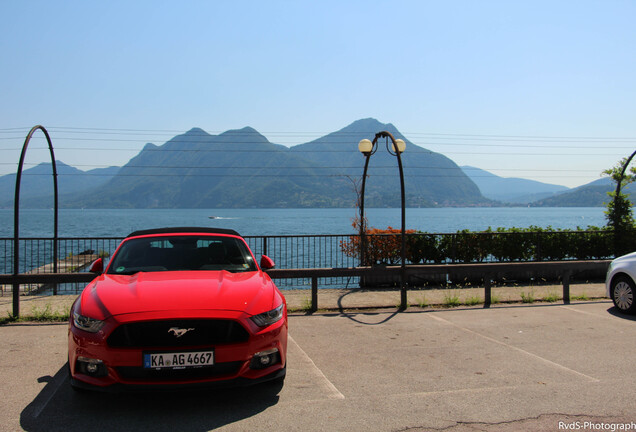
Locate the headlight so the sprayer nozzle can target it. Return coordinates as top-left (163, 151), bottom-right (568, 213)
top-left (73, 311), bottom-right (104, 333)
top-left (250, 304), bottom-right (284, 327)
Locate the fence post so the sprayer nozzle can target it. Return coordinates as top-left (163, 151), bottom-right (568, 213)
top-left (484, 274), bottom-right (492, 308)
top-left (53, 239), bottom-right (58, 295)
top-left (311, 276), bottom-right (318, 313)
top-left (562, 270), bottom-right (571, 304)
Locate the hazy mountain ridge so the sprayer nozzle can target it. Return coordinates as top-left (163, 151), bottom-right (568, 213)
top-left (461, 166), bottom-right (569, 203)
top-left (1, 119), bottom-right (486, 209)
top-left (460, 166), bottom-right (629, 207)
top-left (0, 119), bottom-right (621, 209)
top-left (530, 178), bottom-right (635, 207)
top-left (0, 162), bottom-right (119, 207)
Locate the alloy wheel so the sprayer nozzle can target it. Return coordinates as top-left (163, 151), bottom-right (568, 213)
top-left (613, 280), bottom-right (634, 312)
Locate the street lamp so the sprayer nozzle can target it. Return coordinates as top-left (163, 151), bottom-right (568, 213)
top-left (358, 131), bottom-right (407, 309)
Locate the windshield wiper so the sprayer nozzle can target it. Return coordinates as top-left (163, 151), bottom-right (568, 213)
top-left (110, 269), bottom-right (140, 275)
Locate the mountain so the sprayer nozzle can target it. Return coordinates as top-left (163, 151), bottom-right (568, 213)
top-left (0, 161), bottom-right (119, 207)
top-left (290, 119), bottom-right (485, 207)
top-left (64, 127), bottom-right (354, 208)
top-left (55, 118), bottom-right (487, 209)
top-left (6, 120), bottom-right (623, 209)
top-left (461, 166), bottom-right (569, 203)
top-left (530, 178), bottom-right (628, 207)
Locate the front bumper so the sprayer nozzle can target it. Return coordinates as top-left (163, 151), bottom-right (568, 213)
top-left (68, 311), bottom-right (287, 391)
top-left (69, 365), bottom-right (286, 393)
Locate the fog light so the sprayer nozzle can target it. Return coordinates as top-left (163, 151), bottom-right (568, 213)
top-left (250, 348), bottom-right (280, 370)
top-left (77, 356), bottom-right (107, 377)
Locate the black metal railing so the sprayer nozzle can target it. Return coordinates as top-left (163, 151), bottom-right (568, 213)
top-left (245, 235), bottom-right (359, 289)
top-left (0, 230), bottom-right (615, 294)
top-left (0, 261), bottom-right (612, 314)
top-left (0, 237), bottom-right (122, 275)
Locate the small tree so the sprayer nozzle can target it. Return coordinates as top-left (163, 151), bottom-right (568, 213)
top-left (603, 154), bottom-right (636, 256)
top-left (340, 218), bottom-right (416, 266)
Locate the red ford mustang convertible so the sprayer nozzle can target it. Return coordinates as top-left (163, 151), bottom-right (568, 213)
top-left (68, 227), bottom-right (287, 391)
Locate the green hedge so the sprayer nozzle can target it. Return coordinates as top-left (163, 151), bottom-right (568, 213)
top-left (405, 226), bottom-right (618, 264)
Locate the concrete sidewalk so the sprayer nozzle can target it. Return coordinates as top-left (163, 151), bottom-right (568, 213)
top-left (0, 283), bottom-right (608, 318)
top-left (1, 301), bottom-right (634, 432)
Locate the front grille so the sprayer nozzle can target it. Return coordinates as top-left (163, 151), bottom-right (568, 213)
top-left (116, 361), bottom-right (242, 381)
top-left (107, 319), bottom-right (250, 348)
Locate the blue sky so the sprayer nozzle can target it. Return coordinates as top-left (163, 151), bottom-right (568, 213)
top-left (1, 0), bottom-right (635, 188)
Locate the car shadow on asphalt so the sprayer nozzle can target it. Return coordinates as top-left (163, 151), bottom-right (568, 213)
top-left (20, 364), bottom-right (282, 432)
top-left (607, 306), bottom-right (636, 321)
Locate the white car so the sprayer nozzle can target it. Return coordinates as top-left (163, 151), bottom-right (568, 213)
top-left (606, 252), bottom-right (636, 314)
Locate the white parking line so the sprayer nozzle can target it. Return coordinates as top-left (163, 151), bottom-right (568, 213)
top-left (559, 304), bottom-right (612, 319)
top-left (427, 313), bottom-right (600, 383)
top-left (288, 334), bottom-right (345, 400)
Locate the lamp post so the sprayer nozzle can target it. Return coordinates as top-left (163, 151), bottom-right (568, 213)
top-left (358, 131), bottom-right (408, 310)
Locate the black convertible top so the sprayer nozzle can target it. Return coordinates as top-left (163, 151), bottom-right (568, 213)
top-left (126, 227), bottom-right (241, 238)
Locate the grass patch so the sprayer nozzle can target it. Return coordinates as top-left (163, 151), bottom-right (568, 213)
top-left (288, 297), bottom-right (314, 313)
top-left (417, 295), bottom-right (429, 308)
top-left (300, 297), bottom-right (313, 312)
top-left (490, 294), bottom-right (501, 304)
top-left (542, 291), bottom-right (560, 303)
top-left (571, 293), bottom-right (590, 301)
top-left (0, 303), bottom-right (69, 325)
top-left (443, 292), bottom-right (461, 308)
top-left (30, 303), bottom-right (69, 321)
top-left (464, 296), bottom-right (481, 306)
top-left (520, 290), bottom-right (535, 304)
top-left (0, 313), bottom-right (18, 325)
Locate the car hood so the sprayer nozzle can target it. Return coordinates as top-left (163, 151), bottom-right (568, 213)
top-left (78, 270), bottom-right (277, 320)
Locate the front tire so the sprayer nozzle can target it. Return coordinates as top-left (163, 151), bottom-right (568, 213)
top-left (611, 276), bottom-right (636, 314)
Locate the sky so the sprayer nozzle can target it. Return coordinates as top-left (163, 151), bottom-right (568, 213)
top-left (1, 0), bottom-right (635, 188)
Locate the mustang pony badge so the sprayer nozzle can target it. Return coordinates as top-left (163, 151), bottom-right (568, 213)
top-left (168, 327), bottom-right (195, 338)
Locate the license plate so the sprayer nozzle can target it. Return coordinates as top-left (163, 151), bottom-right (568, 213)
top-left (143, 350), bottom-right (214, 369)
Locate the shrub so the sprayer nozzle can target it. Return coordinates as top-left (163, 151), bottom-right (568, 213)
top-left (408, 233), bottom-right (444, 264)
top-left (340, 219), bottom-right (416, 266)
top-left (340, 223), bottom-right (615, 265)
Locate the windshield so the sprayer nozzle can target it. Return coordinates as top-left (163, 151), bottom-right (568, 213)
top-left (107, 235), bottom-right (257, 275)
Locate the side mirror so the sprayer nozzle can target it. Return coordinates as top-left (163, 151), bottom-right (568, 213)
top-left (89, 258), bottom-right (104, 274)
top-left (260, 255), bottom-right (275, 270)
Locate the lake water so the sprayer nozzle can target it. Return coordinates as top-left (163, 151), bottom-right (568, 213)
top-left (0, 207), bottom-right (610, 238)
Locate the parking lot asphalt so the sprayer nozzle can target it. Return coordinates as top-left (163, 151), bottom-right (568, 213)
top-left (1, 300), bottom-right (635, 432)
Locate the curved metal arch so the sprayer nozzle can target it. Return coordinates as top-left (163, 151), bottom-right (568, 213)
top-left (611, 149), bottom-right (636, 257)
top-left (358, 130), bottom-right (407, 309)
top-left (13, 125), bottom-right (58, 317)
top-left (615, 149), bottom-right (636, 198)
